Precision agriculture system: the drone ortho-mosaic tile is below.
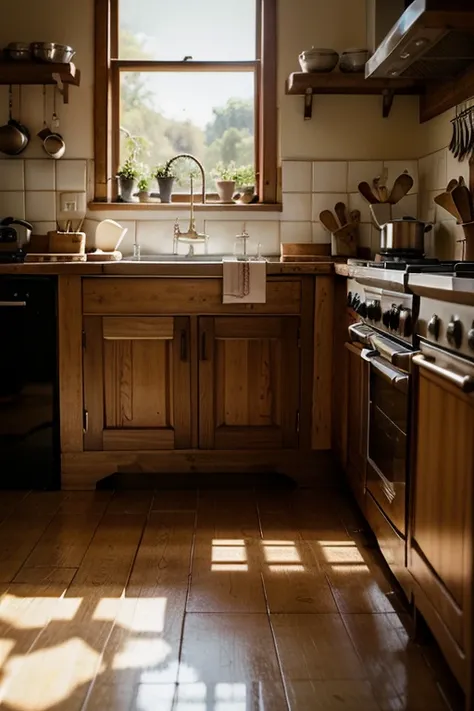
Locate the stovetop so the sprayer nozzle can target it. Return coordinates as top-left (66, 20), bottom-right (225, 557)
top-left (0, 250), bottom-right (25, 264)
top-left (347, 258), bottom-right (474, 275)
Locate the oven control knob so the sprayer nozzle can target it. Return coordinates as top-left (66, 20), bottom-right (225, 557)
top-left (367, 300), bottom-right (381, 321)
top-left (447, 317), bottom-right (463, 349)
top-left (400, 308), bottom-right (413, 337)
top-left (356, 301), bottom-right (367, 318)
top-left (468, 322), bottom-right (474, 351)
top-left (389, 306), bottom-right (400, 331)
top-left (428, 314), bottom-right (440, 340)
top-left (382, 309), bottom-right (392, 327)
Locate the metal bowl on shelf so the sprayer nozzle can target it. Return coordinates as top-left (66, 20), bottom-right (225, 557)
top-left (339, 48), bottom-right (371, 73)
top-left (4, 42), bottom-right (32, 61)
top-left (298, 47), bottom-right (339, 73)
top-left (31, 42), bottom-right (75, 63)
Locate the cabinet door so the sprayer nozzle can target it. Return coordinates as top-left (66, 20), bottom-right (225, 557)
top-left (345, 342), bottom-right (368, 508)
top-left (83, 316), bottom-right (191, 450)
top-left (199, 316), bottom-right (300, 450)
top-left (411, 365), bottom-right (474, 659)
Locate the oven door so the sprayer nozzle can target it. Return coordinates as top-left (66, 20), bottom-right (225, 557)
top-left (362, 349), bottom-right (410, 536)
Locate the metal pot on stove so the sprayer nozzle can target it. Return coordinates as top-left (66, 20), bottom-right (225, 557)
top-left (380, 217), bottom-right (432, 255)
top-left (0, 218), bottom-right (33, 250)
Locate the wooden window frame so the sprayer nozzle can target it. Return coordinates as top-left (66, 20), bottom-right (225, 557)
top-left (94, 0), bottom-right (278, 205)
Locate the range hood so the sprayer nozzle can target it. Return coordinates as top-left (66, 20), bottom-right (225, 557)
top-left (366, 0), bottom-right (474, 79)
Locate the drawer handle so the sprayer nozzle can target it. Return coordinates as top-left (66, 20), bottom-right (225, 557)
top-left (414, 354), bottom-right (474, 393)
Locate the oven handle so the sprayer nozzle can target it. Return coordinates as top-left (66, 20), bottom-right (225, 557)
top-left (0, 301), bottom-right (26, 307)
top-left (413, 354), bottom-right (474, 393)
top-left (361, 348), bottom-right (409, 393)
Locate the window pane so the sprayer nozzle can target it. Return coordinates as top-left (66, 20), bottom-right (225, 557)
top-left (118, 0), bottom-right (257, 60)
top-left (120, 72), bottom-right (255, 194)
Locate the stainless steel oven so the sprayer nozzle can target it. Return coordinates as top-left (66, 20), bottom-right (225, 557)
top-left (349, 322), bottom-right (414, 538)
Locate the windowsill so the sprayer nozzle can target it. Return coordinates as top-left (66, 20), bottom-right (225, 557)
top-left (88, 201), bottom-right (283, 212)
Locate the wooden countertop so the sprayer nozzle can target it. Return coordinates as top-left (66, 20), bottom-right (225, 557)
top-left (0, 259), bottom-right (336, 276)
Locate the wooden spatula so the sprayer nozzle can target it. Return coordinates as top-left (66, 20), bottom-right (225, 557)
top-left (434, 192), bottom-right (462, 221)
top-left (388, 173), bottom-right (414, 205)
top-left (358, 181), bottom-right (380, 205)
top-left (451, 185), bottom-right (473, 224)
top-left (334, 202), bottom-right (347, 227)
top-left (446, 178), bottom-right (458, 192)
top-left (319, 210), bottom-right (340, 233)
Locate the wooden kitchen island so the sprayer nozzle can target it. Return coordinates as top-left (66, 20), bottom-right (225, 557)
top-left (0, 261), bottom-right (337, 490)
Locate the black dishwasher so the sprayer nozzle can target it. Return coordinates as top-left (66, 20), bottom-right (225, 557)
top-left (0, 276), bottom-right (60, 489)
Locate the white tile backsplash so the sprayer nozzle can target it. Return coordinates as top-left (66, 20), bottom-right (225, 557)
top-left (348, 192), bottom-right (371, 223)
top-left (56, 160), bottom-right (87, 191)
top-left (446, 150), bottom-right (469, 186)
top-left (311, 193), bottom-right (347, 223)
top-left (419, 149), bottom-right (447, 192)
top-left (30, 221), bottom-right (56, 235)
top-left (391, 193), bottom-right (418, 219)
top-left (312, 222), bottom-right (331, 244)
top-left (312, 161), bottom-right (347, 193)
top-left (282, 193), bottom-right (312, 221)
top-left (25, 191), bottom-right (56, 222)
top-left (280, 221), bottom-right (312, 243)
top-left (0, 191), bottom-right (25, 219)
top-left (282, 161), bottom-right (312, 193)
top-left (25, 160), bottom-right (55, 191)
top-left (136, 220), bottom-right (180, 254)
top-left (347, 161), bottom-right (383, 193)
top-left (0, 160), bottom-right (24, 191)
top-left (245, 220), bottom-right (280, 254)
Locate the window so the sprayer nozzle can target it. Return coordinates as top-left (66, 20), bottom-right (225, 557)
top-left (94, 0), bottom-right (277, 204)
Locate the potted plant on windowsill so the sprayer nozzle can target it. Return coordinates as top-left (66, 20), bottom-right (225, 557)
top-left (137, 174), bottom-right (151, 203)
top-left (155, 162), bottom-right (176, 203)
top-left (116, 157), bottom-right (140, 203)
top-left (234, 165), bottom-right (257, 204)
top-left (212, 161), bottom-right (238, 203)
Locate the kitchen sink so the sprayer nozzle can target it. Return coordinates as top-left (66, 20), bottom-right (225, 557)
top-left (122, 254), bottom-right (230, 263)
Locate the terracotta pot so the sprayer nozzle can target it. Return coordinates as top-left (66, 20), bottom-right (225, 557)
top-left (216, 180), bottom-right (236, 203)
top-left (138, 190), bottom-right (150, 203)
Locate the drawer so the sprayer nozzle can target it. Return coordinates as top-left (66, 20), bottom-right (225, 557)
top-left (82, 278), bottom-right (302, 315)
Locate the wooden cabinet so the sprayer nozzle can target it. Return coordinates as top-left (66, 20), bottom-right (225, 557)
top-left (83, 316), bottom-right (192, 450)
top-left (199, 316), bottom-right (300, 450)
top-left (410, 362), bottom-right (474, 697)
top-left (344, 342), bottom-right (368, 510)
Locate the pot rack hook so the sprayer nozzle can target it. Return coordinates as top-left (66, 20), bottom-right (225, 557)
top-left (52, 72), bottom-right (70, 104)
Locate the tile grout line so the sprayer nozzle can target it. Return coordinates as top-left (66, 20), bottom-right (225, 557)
top-left (78, 491), bottom-right (154, 711)
top-left (256, 492), bottom-right (292, 711)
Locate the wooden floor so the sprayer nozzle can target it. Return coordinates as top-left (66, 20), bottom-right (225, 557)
top-left (0, 487), bottom-right (453, 711)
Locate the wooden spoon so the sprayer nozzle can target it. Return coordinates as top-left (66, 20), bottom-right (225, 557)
top-left (446, 178), bottom-right (458, 192)
top-left (451, 185), bottom-right (473, 223)
top-left (388, 173), bottom-right (414, 205)
top-left (319, 210), bottom-right (340, 233)
top-left (358, 181), bottom-right (380, 205)
top-left (334, 202), bottom-right (347, 227)
top-left (434, 192), bottom-right (462, 221)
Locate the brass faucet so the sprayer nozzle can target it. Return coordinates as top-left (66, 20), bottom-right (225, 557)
top-left (172, 172), bottom-right (209, 256)
top-left (167, 153), bottom-right (206, 203)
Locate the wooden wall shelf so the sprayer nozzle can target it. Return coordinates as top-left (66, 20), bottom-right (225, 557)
top-left (0, 61), bottom-right (81, 103)
top-left (286, 72), bottom-right (423, 120)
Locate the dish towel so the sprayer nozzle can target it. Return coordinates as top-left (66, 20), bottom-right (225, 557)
top-left (222, 258), bottom-right (266, 304)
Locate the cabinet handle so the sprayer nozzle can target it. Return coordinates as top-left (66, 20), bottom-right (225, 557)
top-left (413, 354), bottom-right (474, 393)
top-left (201, 331), bottom-right (207, 361)
top-left (180, 329), bottom-right (188, 361)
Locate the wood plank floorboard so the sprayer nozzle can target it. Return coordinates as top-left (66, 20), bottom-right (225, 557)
top-left (0, 489), bottom-right (457, 711)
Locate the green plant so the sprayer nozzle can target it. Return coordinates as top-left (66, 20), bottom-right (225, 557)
top-left (234, 164), bottom-right (255, 188)
top-left (155, 161), bottom-right (176, 179)
top-left (211, 161), bottom-right (238, 181)
top-left (116, 156), bottom-right (139, 180)
top-left (137, 176), bottom-right (150, 191)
